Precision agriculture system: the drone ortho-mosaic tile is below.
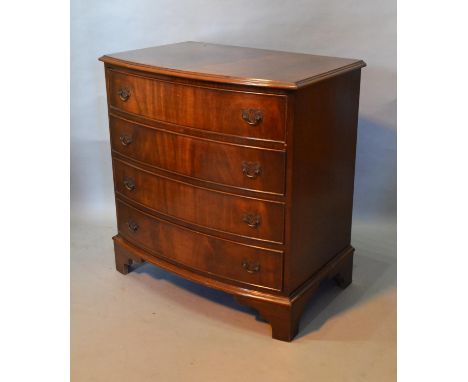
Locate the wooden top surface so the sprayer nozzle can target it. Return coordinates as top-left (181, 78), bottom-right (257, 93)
top-left (99, 42), bottom-right (365, 89)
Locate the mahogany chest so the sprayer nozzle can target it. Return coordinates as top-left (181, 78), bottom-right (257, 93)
top-left (99, 42), bottom-right (365, 341)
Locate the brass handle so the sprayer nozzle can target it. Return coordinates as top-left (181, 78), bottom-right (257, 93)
top-left (242, 213), bottom-right (261, 228)
top-left (242, 161), bottom-right (262, 179)
top-left (118, 88), bottom-right (131, 102)
top-left (241, 109), bottom-right (263, 126)
top-left (123, 177), bottom-right (136, 191)
top-left (127, 220), bottom-right (139, 232)
top-left (120, 135), bottom-right (133, 146)
top-left (242, 260), bottom-right (260, 274)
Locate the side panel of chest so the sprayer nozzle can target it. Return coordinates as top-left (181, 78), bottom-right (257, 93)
top-left (285, 70), bottom-right (361, 291)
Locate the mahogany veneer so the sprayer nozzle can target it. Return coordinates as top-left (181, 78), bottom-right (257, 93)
top-left (99, 41), bottom-right (365, 341)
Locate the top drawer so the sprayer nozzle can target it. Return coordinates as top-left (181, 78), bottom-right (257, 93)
top-left (107, 70), bottom-right (286, 142)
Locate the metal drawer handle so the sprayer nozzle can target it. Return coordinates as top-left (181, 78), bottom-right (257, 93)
top-left (242, 213), bottom-right (261, 228)
top-left (241, 109), bottom-right (263, 126)
top-left (120, 134), bottom-right (133, 146)
top-left (242, 161), bottom-right (262, 179)
top-left (127, 220), bottom-right (139, 232)
top-left (242, 260), bottom-right (260, 274)
top-left (123, 177), bottom-right (136, 191)
top-left (118, 88), bottom-right (131, 102)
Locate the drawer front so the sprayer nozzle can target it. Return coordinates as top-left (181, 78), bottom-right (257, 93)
top-left (116, 200), bottom-right (283, 291)
top-left (110, 116), bottom-right (286, 195)
top-left (108, 70), bottom-right (286, 141)
top-left (113, 159), bottom-right (285, 243)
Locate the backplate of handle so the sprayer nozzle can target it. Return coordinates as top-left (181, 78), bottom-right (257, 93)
top-left (123, 177), bottom-right (136, 191)
top-left (120, 135), bottom-right (133, 146)
top-left (242, 260), bottom-right (260, 274)
top-left (242, 213), bottom-right (261, 228)
top-left (242, 161), bottom-right (262, 179)
top-left (241, 109), bottom-right (263, 126)
top-left (127, 220), bottom-right (139, 232)
top-left (118, 88), bottom-right (131, 102)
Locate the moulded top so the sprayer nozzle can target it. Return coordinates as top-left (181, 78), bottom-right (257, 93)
top-left (99, 41), bottom-right (366, 90)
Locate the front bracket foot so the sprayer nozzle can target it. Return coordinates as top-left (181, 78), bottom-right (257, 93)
top-left (114, 236), bottom-right (144, 274)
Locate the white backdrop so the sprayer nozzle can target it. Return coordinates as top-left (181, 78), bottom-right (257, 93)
top-left (71, 0), bottom-right (396, 222)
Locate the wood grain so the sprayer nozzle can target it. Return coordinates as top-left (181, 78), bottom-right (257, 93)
top-left (109, 115), bottom-right (286, 195)
top-left (113, 158), bottom-right (285, 243)
top-left (100, 41), bottom-right (365, 89)
top-left (116, 199), bottom-right (283, 291)
top-left (108, 69), bottom-right (286, 141)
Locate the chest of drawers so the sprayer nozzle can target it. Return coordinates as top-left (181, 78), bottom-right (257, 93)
top-left (99, 42), bottom-right (365, 341)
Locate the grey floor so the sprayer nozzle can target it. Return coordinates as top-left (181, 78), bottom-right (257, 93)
top-left (71, 214), bottom-right (396, 382)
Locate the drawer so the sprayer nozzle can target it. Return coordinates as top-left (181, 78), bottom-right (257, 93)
top-left (116, 200), bottom-right (283, 291)
top-left (107, 69), bottom-right (286, 141)
top-left (110, 116), bottom-right (286, 195)
top-left (113, 159), bottom-right (285, 243)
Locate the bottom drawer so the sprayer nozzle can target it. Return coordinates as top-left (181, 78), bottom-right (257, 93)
top-left (116, 199), bottom-right (283, 291)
